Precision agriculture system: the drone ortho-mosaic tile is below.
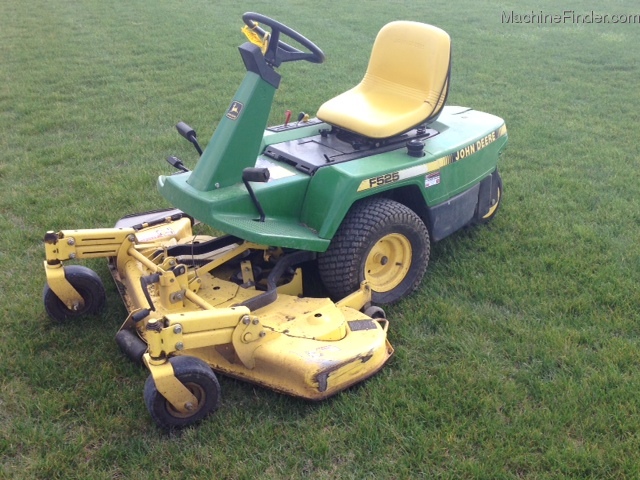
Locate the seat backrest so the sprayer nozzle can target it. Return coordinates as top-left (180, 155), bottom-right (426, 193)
top-left (365, 21), bottom-right (451, 122)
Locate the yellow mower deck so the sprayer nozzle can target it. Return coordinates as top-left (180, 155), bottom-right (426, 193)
top-left (44, 214), bottom-right (393, 427)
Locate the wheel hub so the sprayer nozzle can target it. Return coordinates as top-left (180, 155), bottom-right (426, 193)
top-left (166, 382), bottom-right (203, 419)
top-left (482, 185), bottom-right (501, 219)
top-left (364, 233), bottom-right (412, 293)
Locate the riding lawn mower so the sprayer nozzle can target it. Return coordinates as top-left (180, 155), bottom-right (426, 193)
top-left (42, 13), bottom-right (507, 429)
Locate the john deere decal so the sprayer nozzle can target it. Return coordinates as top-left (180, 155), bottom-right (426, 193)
top-left (226, 101), bottom-right (244, 120)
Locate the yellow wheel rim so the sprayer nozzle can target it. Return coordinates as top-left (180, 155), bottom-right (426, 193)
top-left (482, 186), bottom-right (501, 219)
top-left (364, 233), bottom-right (412, 293)
top-left (166, 382), bottom-right (204, 419)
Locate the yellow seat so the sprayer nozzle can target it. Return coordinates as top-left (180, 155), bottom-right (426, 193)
top-left (317, 21), bottom-right (451, 139)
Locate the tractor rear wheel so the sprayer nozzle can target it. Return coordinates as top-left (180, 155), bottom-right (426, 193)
top-left (318, 198), bottom-right (430, 304)
top-left (144, 356), bottom-right (221, 430)
top-left (477, 172), bottom-right (503, 223)
top-left (43, 265), bottom-right (106, 322)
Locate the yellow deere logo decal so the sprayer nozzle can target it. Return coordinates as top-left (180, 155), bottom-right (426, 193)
top-left (226, 101), bottom-right (244, 121)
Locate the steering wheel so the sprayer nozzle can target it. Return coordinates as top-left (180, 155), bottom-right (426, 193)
top-left (242, 12), bottom-right (325, 67)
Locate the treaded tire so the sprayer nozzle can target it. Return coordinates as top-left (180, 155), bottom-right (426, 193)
top-left (144, 356), bottom-right (221, 430)
top-left (318, 198), bottom-right (430, 304)
top-left (43, 265), bottom-right (106, 322)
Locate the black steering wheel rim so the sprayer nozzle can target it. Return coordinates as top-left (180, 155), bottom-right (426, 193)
top-left (242, 12), bottom-right (325, 66)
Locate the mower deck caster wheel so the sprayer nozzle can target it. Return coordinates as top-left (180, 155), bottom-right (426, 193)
top-left (144, 356), bottom-right (221, 430)
top-left (43, 265), bottom-right (106, 322)
top-left (364, 306), bottom-right (386, 319)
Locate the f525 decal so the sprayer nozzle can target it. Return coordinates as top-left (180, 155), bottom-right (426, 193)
top-left (367, 172), bottom-right (400, 189)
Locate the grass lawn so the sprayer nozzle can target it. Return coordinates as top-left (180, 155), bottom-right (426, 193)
top-left (2, 0), bottom-right (640, 478)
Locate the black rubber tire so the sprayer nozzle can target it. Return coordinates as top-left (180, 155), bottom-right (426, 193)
top-left (476, 171), bottom-right (503, 224)
top-left (43, 265), bottom-right (106, 322)
top-left (364, 306), bottom-right (386, 319)
top-left (144, 356), bottom-right (221, 430)
top-left (318, 198), bottom-right (430, 304)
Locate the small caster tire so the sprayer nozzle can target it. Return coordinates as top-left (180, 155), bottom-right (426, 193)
top-left (364, 306), bottom-right (386, 319)
top-left (43, 265), bottom-right (106, 322)
top-left (144, 356), bottom-right (221, 430)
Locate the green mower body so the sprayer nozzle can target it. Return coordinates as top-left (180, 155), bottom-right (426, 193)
top-left (160, 104), bottom-right (507, 251)
top-left (158, 29), bottom-right (507, 304)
